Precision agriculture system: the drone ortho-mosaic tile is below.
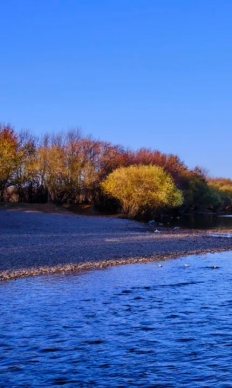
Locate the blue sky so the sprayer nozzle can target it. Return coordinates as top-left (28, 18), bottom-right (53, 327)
top-left (0, 0), bottom-right (231, 178)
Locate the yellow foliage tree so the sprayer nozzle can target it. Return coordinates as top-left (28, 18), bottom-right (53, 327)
top-left (0, 125), bottom-right (19, 200)
top-left (101, 164), bottom-right (183, 217)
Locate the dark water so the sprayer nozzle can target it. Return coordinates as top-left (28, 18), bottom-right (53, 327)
top-left (1, 251), bottom-right (232, 387)
top-left (173, 214), bottom-right (232, 229)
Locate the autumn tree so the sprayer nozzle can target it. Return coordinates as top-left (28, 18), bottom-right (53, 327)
top-left (0, 125), bottom-right (19, 200)
top-left (178, 168), bottom-right (221, 213)
top-left (1, 124), bottom-right (231, 215)
top-left (13, 130), bottom-right (38, 201)
top-left (101, 164), bottom-right (183, 218)
top-left (35, 132), bottom-right (73, 203)
top-left (208, 177), bottom-right (232, 211)
top-left (35, 131), bottom-right (102, 203)
top-left (129, 148), bottom-right (192, 190)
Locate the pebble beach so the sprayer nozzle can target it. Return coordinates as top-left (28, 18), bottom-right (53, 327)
top-left (1, 207), bottom-right (232, 281)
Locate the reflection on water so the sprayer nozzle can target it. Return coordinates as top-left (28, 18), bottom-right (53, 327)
top-left (176, 214), bottom-right (232, 229)
top-left (1, 251), bottom-right (232, 387)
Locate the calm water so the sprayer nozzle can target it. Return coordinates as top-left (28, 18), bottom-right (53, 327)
top-left (1, 251), bottom-right (232, 387)
top-left (174, 214), bottom-right (232, 229)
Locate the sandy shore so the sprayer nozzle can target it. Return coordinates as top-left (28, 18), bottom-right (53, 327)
top-left (0, 208), bottom-right (232, 281)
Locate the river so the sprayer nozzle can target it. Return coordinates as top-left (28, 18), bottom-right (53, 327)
top-left (1, 250), bottom-right (232, 387)
top-left (171, 214), bottom-right (232, 229)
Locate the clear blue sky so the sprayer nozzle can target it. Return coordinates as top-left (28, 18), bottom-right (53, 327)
top-left (0, 0), bottom-right (231, 178)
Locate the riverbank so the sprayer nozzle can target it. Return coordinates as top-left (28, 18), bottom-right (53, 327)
top-left (1, 207), bottom-right (232, 281)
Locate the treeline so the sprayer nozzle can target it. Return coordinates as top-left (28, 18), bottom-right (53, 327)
top-left (0, 123), bottom-right (232, 216)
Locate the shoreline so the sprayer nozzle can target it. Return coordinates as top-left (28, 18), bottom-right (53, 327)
top-left (1, 208), bottom-right (232, 281)
top-left (1, 246), bottom-right (231, 282)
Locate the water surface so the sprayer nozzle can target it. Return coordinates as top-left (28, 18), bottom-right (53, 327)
top-left (176, 214), bottom-right (232, 229)
top-left (1, 251), bottom-right (232, 387)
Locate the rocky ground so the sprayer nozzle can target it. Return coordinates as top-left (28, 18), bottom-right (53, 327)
top-left (0, 206), bottom-right (232, 281)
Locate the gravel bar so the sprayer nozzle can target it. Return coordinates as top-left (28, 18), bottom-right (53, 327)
top-left (1, 209), bottom-right (232, 281)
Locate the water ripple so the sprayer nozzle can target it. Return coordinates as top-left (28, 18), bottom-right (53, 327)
top-left (1, 251), bottom-right (232, 387)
